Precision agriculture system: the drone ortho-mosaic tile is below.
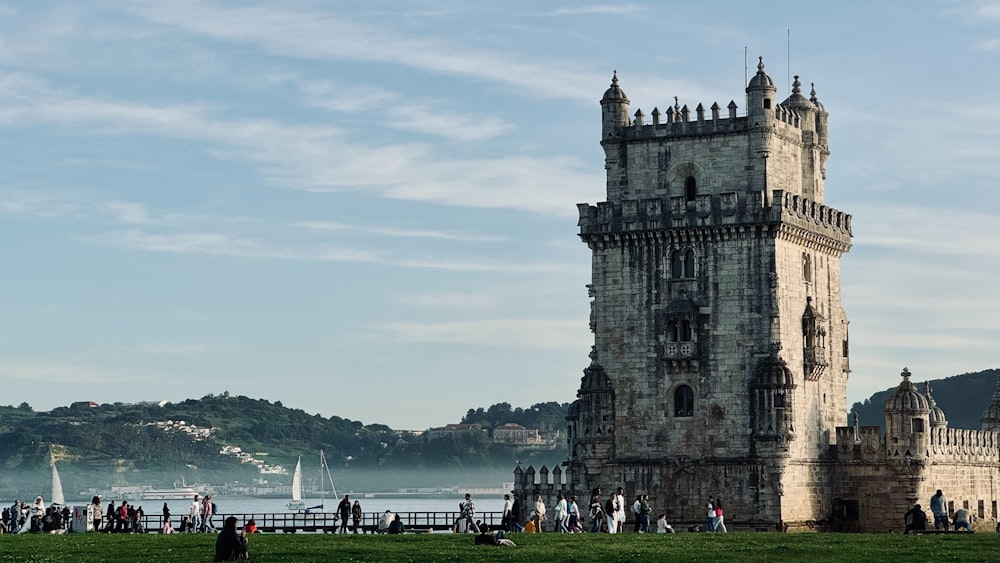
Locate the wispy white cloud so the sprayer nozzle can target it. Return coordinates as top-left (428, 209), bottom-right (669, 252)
top-left (0, 72), bottom-right (599, 216)
top-left (544, 5), bottom-right (645, 16)
top-left (294, 221), bottom-right (508, 242)
top-left (295, 79), bottom-right (512, 141)
top-left (77, 230), bottom-right (381, 263)
top-left (374, 318), bottom-right (589, 349)
top-left (400, 292), bottom-right (499, 311)
top-left (128, 0), bottom-right (601, 103)
top-left (77, 229), bottom-right (575, 273)
top-left (104, 201), bottom-right (152, 224)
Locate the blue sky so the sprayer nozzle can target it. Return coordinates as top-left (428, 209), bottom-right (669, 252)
top-left (1, 1), bottom-right (998, 429)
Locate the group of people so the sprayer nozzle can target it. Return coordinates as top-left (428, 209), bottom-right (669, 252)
top-left (1, 497), bottom-right (71, 534)
top-left (496, 487), bottom-right (678, 534)
top-left (335, 495), bottom-right (364, 533)
top-left (904, 489), bottom-right (975, 533)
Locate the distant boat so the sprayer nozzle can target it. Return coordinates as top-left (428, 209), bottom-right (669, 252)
top-left (50, 454), bottom-right (65, 506)
top-left (142, 488), bottom-right (199, 501)
top-left (286, 457), bottom-right (306, 511)
top-left (287, 451), bottom-right (339, 513)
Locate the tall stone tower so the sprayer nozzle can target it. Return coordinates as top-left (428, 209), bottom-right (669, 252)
top-left (566, 59), bottom-right (853, 528)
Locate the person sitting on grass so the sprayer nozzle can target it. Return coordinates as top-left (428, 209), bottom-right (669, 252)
top-left (474, 522), bottom-right (515, 546)
top-left (387, 514), bottom-right (405, 534)
top-left (214, 516), bottom-right (248, 561)
top-left (904, 504), bottom-right (927, 534)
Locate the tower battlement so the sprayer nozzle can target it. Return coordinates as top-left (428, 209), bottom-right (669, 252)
top-left (620, 97), bottom-right (809, 142)
top-left (577, 190), bottom-right (851, 251)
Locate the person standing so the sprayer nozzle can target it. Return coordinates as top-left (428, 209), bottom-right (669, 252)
top-left (337, 495), bottom-right (351, 534)
top-left (929, 489), bottom-right (948, 530)
top-left (501, 494), bottom-right (513, 531)
top-left (632, 495), bottom-right (642, 533)
top-left (638, 495), bottom-right (651, 533)
top-left (554, 492), bottom-right (568, 533)
top-left (532, 495), bottom-right (546, 533)
top-left (162, 502), bottom-right (171, 532)
top-left (614, 487), bottom-right (626, 533)
top-left (713, 498), bottom-right (727, 533)
top-left (705, 499), bottom-right (715, 532)
top-left (588, 491), bottom-right (604, 533)
top-left (88, 496), bottom-right (102, 533)
top-left (605, 494), bottom-right (618, 534)
top-left (567, 496), bottom-right (581, 532)
top-left (461, 494), bottom-right (479, 533)
top-left (351, 500), bottom-right (362, 534)
top-left (201, 495), bottom-right (215, 532)
top-left (509, 494), bottom-right (523, 532)
top-left (189, 495), bottom-right (202, 533)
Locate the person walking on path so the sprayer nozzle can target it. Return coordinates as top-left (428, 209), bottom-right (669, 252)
top-left (554, 492), bottom-right (568, 533)
top-left (337, 495), bottom-right (351, 534)
top-left (351, 500), bottom-right (362, 534)
top-left (713, 498), bottom-right (727, 532)
top-left (614, 487), bottom-right (626, 533)
top-left (188, 495), bottom-right (202, 533)
top-left (460, 494), bottom-right (480, 534)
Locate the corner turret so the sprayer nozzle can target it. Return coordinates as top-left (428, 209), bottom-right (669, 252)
top-left (884, 368), bottom-right (931, 459)
top-left (601, 71), bottom-right (630, 139)
top-left (746, 57), bottom-right (777, 125)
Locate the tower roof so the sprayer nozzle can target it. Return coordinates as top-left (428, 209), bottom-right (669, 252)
top-left (781, 75), bottom-right (815, 111)
top-left (884, 368), bottom-right (930, 413)
top-left (809, 83), bottom-right (826, 112)
top-left (601, 71), bottom-right (629, 104)
top-left (746, 57), bottom-right (775, 90)
top-left (924, 382), bottom-right (947, 428)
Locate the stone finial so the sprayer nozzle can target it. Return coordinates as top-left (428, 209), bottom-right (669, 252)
top-left (809, 83), bottom-right (818, 102)
top-left (610, 70), bottom-right (618, 87)
top-left (792, 75), bottom-right (801, 94)
top-left (651, 107), bottom-right (661, 125)
top-left (757, 56), bottom-right (765, 73)
top-left (901, 367), bottom-right (911, 382)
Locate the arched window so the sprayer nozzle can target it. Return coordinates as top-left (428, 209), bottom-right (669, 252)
top-left (674, 385), bottom-right (694, 417)
top-left (671, 251), bottom-right (683, 278)
top-left (803, 253), bottom-right (812, 282)
top-left (680, 320), bottom-right (692, 342)
top-left (667, 321), bottom-right (679, 342)
top-left (671, 249), bottom-right (696, 279)
top-left (684, 176), bottom-right (697, 202)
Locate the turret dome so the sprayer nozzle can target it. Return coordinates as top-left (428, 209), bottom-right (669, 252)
top-left (601, 71), bottom-right (629, 104)
top-left (781, 75), bottom-right (816, 111)
top-left (885, 368), bottom-right (930, 413)
top-left (924, 382), bottom-right (947, 428)
top-left (809, 83), bottom-right (826, 112)
top-left (746, 57), bottom-right (775, 90)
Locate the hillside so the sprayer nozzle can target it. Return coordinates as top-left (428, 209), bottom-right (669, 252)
top-left (850, 368), bottom-right (1000, 429)
top-left (0, 395), bottom-right (569, 500)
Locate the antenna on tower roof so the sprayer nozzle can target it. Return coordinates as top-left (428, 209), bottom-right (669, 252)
top-left (744, 46), bottom-right (748, 116)
top-left (787, 29), bottom-right (791, 94)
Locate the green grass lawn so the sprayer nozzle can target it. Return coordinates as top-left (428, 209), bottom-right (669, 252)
top-left (0, 532), bottom-right (997, 562)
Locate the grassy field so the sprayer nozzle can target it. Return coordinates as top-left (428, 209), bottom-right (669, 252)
top-left (0, 531), bottom-right (997, 562)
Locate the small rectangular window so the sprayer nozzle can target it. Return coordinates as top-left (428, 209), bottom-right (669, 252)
top-left (911, 418), bottom-right (924, 433)
top-left (979, 500), bottom-right (985, 519)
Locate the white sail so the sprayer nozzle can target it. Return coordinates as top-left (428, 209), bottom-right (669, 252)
top-left (287, 456), bottom-right (305, 510)
top-left (51, 459), bottom-right (65, 506)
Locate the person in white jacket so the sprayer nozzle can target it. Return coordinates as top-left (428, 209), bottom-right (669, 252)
top-left (188, 495), bottom-right (201, 533)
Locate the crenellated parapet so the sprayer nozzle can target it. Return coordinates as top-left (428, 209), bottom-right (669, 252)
top-left (577, 190), bottom-right (851, 252)
top-left (929, 427), bottom-right (1000, 462)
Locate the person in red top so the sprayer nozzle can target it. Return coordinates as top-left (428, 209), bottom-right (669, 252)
top-left (244, 519), bottom-right (257, 534)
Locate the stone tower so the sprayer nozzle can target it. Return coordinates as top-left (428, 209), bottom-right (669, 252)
top-left (565, 59), bottom-right (853, 528)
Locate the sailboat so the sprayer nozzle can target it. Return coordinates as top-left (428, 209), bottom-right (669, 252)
top-left (286, 456), bottom-right (306, 511)
top-left (287, 451), bottom-right (339, 512)
top-left (50, 452), bottom-right (65, 507)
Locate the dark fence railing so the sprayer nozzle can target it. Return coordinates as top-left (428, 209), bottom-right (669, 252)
top-left (137, 511), bottom-right (505, 534)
